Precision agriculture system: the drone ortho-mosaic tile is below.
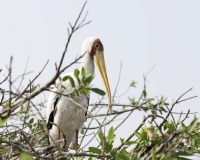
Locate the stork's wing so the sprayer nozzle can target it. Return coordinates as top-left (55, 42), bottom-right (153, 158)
top-left (46, 72), bottom-right (75, 129)
top-left (46, 88), bottom-right (61, 130)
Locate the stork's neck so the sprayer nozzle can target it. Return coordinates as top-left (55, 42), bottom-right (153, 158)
top-left (80, 52), bottom-right (94, 75)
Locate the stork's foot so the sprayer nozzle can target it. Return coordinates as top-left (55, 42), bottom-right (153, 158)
top-left (70, 143), bottom-right (80, 150)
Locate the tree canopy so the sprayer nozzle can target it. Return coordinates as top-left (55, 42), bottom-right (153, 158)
top-left (0, 2), bottom-right (199, 160)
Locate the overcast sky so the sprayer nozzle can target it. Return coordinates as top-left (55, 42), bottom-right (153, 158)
top-left (0, 0), bottom-right (200, 150)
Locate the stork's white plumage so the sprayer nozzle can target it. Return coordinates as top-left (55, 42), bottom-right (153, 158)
top-left (46, 37), bottom-right (111, 148)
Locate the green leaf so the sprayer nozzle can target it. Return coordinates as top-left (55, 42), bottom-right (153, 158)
top-left (105, 143), bottom-right (113, 153)
top-left (98, 130), bottom-right (103, 141)
top-left (81, 67), bottom-right (86, 77)
top-left (61, 85), bottom-right (66, 90)
top-left (181, 122), bottom-right (187, 132)
top-left (0, 118), bottom-right (9, 127)
top-left (98, 130), bottom-right (104, 144)
top-left (120, 138), bottom-right (124, 144)
top-left (90, 88), bottom-right (106, 96)
top-left (0, 149), bottom-right (7, 154)
top-left (132, 155), bottom-right (140, 160)
top-left (0, 118), bottom-right (2, 127)
top-left (82, 87), bottom-right (89, 95)
top-left (98, 130), bottom-right (106, 149)
top-left (25, 103), bottom-right (31, 109)
top-left (74, 91), bottom-right (80, 97)
top-left (188, 115), bottom-right (198, 133)
top-left (84, 74), bottom-right (95, 84)
top-left (107, 127), bottom-right (115, 144)
top-left (0, 137), bottom-right (4, 143)
top-left (29, 118), bottom-right (34, 124)
top-left (141, 129), bottom-right (148, 141)
top-left (89, 147), bottom-right (102, 154)
top-left (110, 149), bottom-right (122, 160)
top-left (81, 75), bottom-right (85, 84)
top-left (2, 118), bottom-right (9, 126)
top-left (110, 148), bottom-right (117, 158)
top-left (31, 86), bottom-right (37, 93)
top-left (74, 69), bottom-right (80, 78)
top-left (74, 69), bottom-right (81, 84)
top-left (134, 132), bottom-right (141, 139)
top-left (143, 89), bottom-right (147, 98)
top-left (80, 127), bottom-right (84, 135)
top-left (152, 151), bottom-right (157, 160)
top-left (119, 150), bottom-right (130, 160)
top-left (18, 110), bottom-right (28, 114)
top-left (123, 141), bottom-right (138, 145)
top-left (3, 101), bottom-right (11, 109)
top-left (151, 110), bottom-right (157, 115)
top-left (81, 67), bottom-right (86, 84)
top-left (129, 97), bottom-right (137, 105)
top-left (130, 80), bottom-right (137, 87)
top-left (62, 75), bottom-right (75, 88)
top-left (21, 152), bottom-right (34, 160)
top-left (164, 120), bottom-right (175, 134)
top-left (160, 106), bottom-right (167, 112)
top-left (175, 151), bottom-right (194, 157)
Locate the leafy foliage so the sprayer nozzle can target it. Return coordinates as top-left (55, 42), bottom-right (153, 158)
top-left (21, 152), bottom-right (34, 160)
top-left (61, 67), bottom-right (106, 97)
top-left (0, 64), bottom-right (200, 160)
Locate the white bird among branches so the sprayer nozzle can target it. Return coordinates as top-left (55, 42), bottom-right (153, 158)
top-left (46, 36), bottom-right (111, 149)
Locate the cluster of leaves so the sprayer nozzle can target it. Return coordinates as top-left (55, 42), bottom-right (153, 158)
top-left (89, 127), bottom-right (115, 156)
top-left (59, 67), bottom-right (106, 97)
top-left (88, 115), bottom-right (200, 160)
top-left (85, 80), bottom-right (200, 160)
top-left (0, 67), bottom-right (108, 160)
top-left (144, 115), bottom-right (200, 160)
top-left (180, 116), bottom-right (200, 155)
top-left (0, 74), bottom-right (200, 160)
top-left (0, 102), bottom-right (47, 159)
top-left (88, 127), bottom-right (131, 160)
top-left (129, 90), bottom-right (168, 116)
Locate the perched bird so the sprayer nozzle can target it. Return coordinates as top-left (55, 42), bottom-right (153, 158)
top-left (46, 36), bottom-right (111, 149)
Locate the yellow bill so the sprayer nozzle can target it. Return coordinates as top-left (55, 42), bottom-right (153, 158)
top-left (94, 51), bottom-right (111, 104)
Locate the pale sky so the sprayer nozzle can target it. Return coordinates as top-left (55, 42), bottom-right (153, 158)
top-left (0, 0), bottom-right (200, 151)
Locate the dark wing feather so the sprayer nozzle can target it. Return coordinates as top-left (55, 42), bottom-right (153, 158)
top-left (85, 94), bottom-right (90, 118)
top-left (47, 95), bottom-right (60, 130)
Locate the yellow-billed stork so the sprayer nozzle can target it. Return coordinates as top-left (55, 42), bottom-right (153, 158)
top-left (46, 36), bottom-right (111, 149)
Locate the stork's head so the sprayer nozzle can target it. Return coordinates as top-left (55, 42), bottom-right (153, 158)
top-left (82, 36), bottom-right (111, 104)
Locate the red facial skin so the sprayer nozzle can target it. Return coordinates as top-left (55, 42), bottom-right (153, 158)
top-left (90, 39), bottom-right (104, 57)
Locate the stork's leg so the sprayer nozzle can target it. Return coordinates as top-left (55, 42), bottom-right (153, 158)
top-left (58, 128), bottom-right (60, 139)
top-left (57, 128), bottom-right (61, 147)
top-left (75, 130), bottom-right (78, 151)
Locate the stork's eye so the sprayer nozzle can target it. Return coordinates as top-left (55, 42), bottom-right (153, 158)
top-left (95, 44), bottom-right (99, 48)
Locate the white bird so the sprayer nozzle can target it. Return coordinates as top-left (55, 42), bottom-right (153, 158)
top-left (46, 36), bottom-right (111, 149)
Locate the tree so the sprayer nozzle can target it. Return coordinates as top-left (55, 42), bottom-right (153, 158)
top-left (0, 2), bottom-right (199, 160)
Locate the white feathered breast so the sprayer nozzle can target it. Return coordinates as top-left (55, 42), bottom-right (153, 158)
top-left (52, 72), bottom-right (88, 136)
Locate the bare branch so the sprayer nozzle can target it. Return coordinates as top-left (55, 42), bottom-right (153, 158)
top-left (0, 70), bottom-right (11, 85)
